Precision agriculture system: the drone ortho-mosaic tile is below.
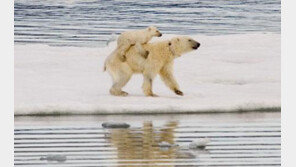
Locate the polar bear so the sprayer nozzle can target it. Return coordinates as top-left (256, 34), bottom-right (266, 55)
top-left (116, 26), bottom-right (162, 62)
top-left (104, 36), bottom-right (200, 96)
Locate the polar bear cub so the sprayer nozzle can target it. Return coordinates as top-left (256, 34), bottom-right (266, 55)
top-left (116, 26), bottom-right (162, 62)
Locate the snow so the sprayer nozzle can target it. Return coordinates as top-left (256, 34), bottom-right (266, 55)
top-left (14, 33), bottom-right (280, 115)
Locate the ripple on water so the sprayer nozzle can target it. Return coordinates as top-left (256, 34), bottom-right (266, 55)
top-left (14, 0), bottom-right (280, 47)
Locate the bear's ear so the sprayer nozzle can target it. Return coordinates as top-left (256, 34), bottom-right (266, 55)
top-left (148, 27), bottom-right (151, 31)
top-left (177, 38), bottom-right (180, 42)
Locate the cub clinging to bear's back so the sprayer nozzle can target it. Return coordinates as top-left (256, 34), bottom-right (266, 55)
top-left (115, 26), bottom-right (162, 62)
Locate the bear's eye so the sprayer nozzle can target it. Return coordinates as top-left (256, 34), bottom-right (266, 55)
top-left (188, 39), bottom-right (192, 42)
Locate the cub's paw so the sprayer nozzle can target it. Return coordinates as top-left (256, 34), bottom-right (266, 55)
top-left (142, 51), bottom-right (149, 59)
top-left (174, 89), bottom-right (184, 96)
top-left (119, 55), bottom-right (126, 62)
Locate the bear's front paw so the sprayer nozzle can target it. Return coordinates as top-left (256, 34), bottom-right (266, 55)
top-left (174, 89), bottom-right (184, 96)
top-left (146, 93), bottom-right (158, 97)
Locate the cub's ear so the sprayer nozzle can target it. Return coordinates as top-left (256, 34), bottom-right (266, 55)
top-left (177, 38), bottom-right (180, 41)
top-left (148, 27), bottom-right (151, 31)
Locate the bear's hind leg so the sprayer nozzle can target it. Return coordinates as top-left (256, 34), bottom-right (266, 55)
top-left (109, 70), bottom-right (132, 96)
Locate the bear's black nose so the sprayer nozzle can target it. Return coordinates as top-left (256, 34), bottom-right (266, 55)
top-left (193, 42), bottom-right (200, 49)
top-left (158, 33), bottom-right (162, 37)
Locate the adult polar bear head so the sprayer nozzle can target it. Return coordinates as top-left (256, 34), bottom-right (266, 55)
top-left (105, 36), bottom-right (200, 97)
top-left (168, 36), bottom-right (200, 57)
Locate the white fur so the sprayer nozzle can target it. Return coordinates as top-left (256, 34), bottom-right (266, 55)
top-left (115, 26), bottom-right (162, 61)
top-left (104, 36), bottom-right (200, 96)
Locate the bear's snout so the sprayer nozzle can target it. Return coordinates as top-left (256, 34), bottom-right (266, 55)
top-left (192, 42), bottom-right (200, 50)
top-left (158, 33), bottom-right (162, 37)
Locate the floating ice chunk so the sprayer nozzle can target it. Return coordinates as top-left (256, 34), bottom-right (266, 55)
top-left (14, 33), bottom-right (281, 115)
top-left (102, 122), bottom-right (130, 129)
top-left (189, 138), bottom-right (211, 149)
top-left (40, 154), bottom-right (67, 162)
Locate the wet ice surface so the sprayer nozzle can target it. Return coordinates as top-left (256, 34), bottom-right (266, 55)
top-left (14, 33), bottom-right (280, 115)
top-left (14, 0), bottom-right (281, 47)
top-left (14, 112), bottom-right (281, 166)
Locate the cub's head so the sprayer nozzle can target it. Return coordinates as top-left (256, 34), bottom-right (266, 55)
top-left (169, 36), bottom-right (200, 55)
top-left (146, 26), bottom-right (162, 37)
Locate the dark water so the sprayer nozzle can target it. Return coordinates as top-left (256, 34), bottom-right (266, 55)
top-left (14, 0), bottom-right (281, 47)
top-left (14, 112), bottom-right (281, 166)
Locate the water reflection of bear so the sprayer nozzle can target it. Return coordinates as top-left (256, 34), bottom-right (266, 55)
top-left (108, 121), bottom-right (180, 166)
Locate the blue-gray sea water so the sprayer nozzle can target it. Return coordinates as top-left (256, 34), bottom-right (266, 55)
top-left (14, 0), bottom-right (281, 47)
